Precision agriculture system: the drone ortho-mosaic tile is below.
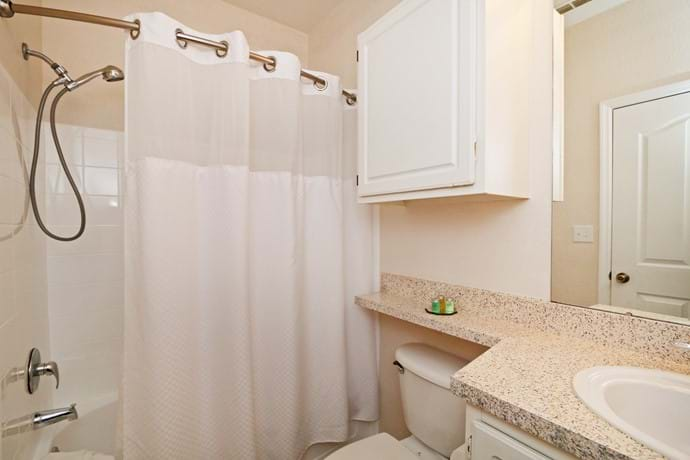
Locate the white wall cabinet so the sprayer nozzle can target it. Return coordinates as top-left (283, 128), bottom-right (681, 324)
top-left (357, 0), bottom-right (543, 203)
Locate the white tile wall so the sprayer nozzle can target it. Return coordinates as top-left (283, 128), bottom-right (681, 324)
top-left (0, 64), bottom-right (53, 460)
top-left (43, 123), bottom-right (124, 412)
top-left (0, 71), bottom-right (124, 458)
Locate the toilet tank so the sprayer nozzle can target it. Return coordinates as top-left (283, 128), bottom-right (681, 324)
top-left (395, 343), bottom-right (468, 457)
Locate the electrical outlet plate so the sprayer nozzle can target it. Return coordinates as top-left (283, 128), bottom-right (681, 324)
top-left (573, 225), bottom-right (594, 243)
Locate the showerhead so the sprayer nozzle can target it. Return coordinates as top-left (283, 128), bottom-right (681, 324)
top-left (66, 65), bottom-right (124, 91)
top-left (102, 65), bottom-right (125, 82)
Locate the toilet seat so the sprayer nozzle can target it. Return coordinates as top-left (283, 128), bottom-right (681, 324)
top-left (326, 433), bottom-right (418, 460)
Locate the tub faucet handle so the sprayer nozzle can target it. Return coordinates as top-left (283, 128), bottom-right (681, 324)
top-left (25, 348), bottom-right (60, 394)
top-left (34, 361), bottom-right (59, 389)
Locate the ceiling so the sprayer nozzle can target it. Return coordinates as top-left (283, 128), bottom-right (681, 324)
top-left (223, 0), bottom-right (347, 32)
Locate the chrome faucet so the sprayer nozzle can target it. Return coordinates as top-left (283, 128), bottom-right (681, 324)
top-left (33, 404), bottom-right (78, 429)
top-left (2, 404), bottom-right (78, 438)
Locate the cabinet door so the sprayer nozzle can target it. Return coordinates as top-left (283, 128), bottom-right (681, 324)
top-left (471, 421), bottom-right (552, 460)
top-left (357, 0), bottom-right (476, 197)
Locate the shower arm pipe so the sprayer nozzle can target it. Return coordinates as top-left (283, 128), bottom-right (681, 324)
top-left (0, 0), bottom-right (358, 105)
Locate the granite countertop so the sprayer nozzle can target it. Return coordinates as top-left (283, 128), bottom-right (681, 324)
top-left (356, 291), bottom-right (529, 347)
top-left (356, 290), bottom-right (690, 460)
top-left (453, 335), bottom-right (689, 460)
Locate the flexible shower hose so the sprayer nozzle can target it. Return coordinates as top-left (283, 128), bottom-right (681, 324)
top-left (29, 82), bottom-right (86, 241)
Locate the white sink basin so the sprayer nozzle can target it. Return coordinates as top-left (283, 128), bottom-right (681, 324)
top-left (573, 366), bottom-right (690, 460)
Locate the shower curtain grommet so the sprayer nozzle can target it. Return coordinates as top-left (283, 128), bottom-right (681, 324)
top-left (263, 55), bottom-right (277, 72)
top-left (174, 28), bottom-right (188, 48)
top-left (129, 19), bottom-right (140, 39)
top-left (215, 40), bottom-right (229, 58)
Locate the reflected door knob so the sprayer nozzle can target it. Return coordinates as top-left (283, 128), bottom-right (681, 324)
top-left (615, 272), bottom-right (630, 284)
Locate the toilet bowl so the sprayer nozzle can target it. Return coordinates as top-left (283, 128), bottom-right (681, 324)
top-left (327, 343), bottom-right (468, 460)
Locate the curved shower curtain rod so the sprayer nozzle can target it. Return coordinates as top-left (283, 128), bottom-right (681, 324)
top-left (0, 0), bottom-right (358, 105)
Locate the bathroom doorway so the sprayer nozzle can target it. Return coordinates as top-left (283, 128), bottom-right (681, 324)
top-left (600, 82), bottom-right (690, 318)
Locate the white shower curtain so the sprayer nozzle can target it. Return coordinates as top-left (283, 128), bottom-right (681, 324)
top-left (122, 13), bottom-right (378, 460)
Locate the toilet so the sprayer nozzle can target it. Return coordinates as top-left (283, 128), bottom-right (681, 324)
top-left (328, 343), bottom-right (468, 460)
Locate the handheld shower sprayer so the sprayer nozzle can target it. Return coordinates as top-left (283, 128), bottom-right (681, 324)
top-left (23, 43), bottom-right (124, 241)
top-left (66, 66), bottom-right (124, 91)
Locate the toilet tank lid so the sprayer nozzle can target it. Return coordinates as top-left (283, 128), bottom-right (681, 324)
top-left (395, 343), bottom-right (468, 389)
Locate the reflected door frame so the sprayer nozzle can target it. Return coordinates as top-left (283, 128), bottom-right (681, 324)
top-left (598, 78), bottom-right (690, 304)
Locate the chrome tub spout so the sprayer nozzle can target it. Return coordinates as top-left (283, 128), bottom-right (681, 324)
top-left (2, 403), bottom-right (78, 438)
top-left (33, 403), bottom-right (78, 429)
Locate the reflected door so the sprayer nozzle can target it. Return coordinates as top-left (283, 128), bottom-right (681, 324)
top-left (611, 92), bottom-right (690, 317)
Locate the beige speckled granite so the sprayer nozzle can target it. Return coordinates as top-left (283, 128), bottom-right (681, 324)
top-left (356, 273), bottom-right (690, 460)
top-left (357, 291), bottom-right (524, 346)
top-left (377, 273), bottom-right (690, 362)
top-left (452, 336), bottom-right (690, 460)
top-left (590, 303), bottom-right (690, 327)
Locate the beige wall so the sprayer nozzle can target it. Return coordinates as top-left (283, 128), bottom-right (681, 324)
top-left (0, 0), bottom-right (43, 106)
top-left (551, 0), bottom-right (690, 306)
top-left (308, 0), bottom-right (399, 88)
top-left (310, 0), bottom-right (553, 439)
top-left (0, 4), bottom-right (56, 459)
top-left (39, 0), bottom-right (309, 131)
top-left (0, 0), bottom-right (556, 448)
top-left (312, 0), bottom-right (552, 301)
top-left (312, 2), bottom-right (553, 297)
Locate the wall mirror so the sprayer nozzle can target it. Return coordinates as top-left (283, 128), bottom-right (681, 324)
top-left (551, 0), bottom-right (690, 325)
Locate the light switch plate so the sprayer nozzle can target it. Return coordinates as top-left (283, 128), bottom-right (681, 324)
top-left (573, 225), bottom-right (594, 243)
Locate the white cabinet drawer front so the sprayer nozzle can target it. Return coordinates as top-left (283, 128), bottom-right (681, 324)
top-left (472, 421), bottom-right (552, 460)
top-left (358, 0), bottom-right (476, 197)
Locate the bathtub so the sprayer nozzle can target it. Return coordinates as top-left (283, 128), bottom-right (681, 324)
top-left (49, 396), bottom-right (372, 460)
top-left (51, 394), bottom-right (118, 457)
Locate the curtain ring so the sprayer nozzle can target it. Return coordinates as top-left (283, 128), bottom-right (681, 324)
top-left (313, 79), bottom-right (328, 91)
top-left (216, 40), bottom-right (229, 58)
top-left (175, 28), bottom-right (188, 49)
top-left (263, 56), bottom-right (277, 73)
top-left (130, 19), bottom-right (141, 40)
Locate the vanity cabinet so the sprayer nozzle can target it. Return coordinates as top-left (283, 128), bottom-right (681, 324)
top-left (357, 0), bottom-right (545, 203)
top-left (470, 421), bottom-right (550, 460)
top-left (465, 406), bottom-right (576, 460)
